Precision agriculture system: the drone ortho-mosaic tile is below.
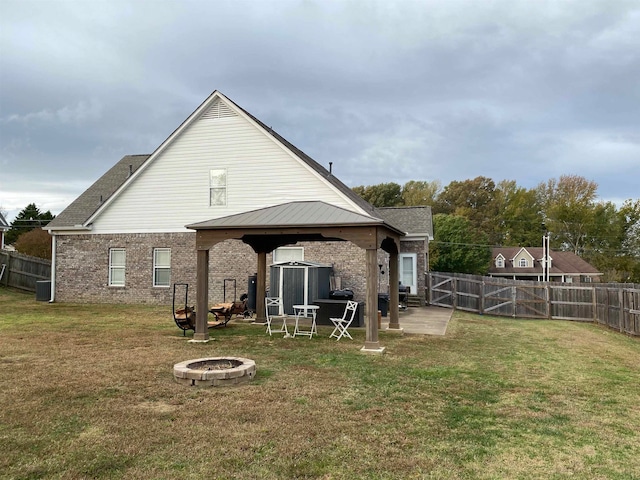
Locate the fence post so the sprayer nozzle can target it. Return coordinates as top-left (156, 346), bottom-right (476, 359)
top-left (512, 286), bottom-right (517, 318)
top-left (479, 279), bottom-right (485, 315)
top-left (619, 288), bottom-right (624, 333)
top-left (4, 252), bottom-right (12, 287)
top-left (546, 284), bottom-right (551, 319)
top-left (452, 276), bottom-right (457, 310)
top-left (592, 286), bottom-right (597, 323)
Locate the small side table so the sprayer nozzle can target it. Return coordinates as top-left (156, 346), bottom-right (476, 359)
top-left (292, 305), bottom-right (319, 338)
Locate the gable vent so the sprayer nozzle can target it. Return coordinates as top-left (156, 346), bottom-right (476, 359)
top-left (201, 98), bottom-right (237, 119)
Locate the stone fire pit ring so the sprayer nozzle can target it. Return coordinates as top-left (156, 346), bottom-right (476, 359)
top-left (173, 357), bottom-right (256, 387)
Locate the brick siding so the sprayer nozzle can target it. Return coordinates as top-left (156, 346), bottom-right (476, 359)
top-left (55, 234), bottom-right (424, 305)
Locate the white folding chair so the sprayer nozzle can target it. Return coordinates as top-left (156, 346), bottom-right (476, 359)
top-left (329, 300), bottom-right (358, 340)
top-left (265, 297), bottom-right (289, 337)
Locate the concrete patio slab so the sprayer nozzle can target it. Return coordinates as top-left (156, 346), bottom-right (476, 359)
top-left (381, 306), bottom-right (452, 336)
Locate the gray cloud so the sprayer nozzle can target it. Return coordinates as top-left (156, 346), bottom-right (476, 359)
top-left (1, 0), bottom-right (639, 221)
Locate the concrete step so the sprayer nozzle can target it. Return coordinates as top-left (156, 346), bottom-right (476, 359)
top-left (407, 294), bottom-right (423, 307)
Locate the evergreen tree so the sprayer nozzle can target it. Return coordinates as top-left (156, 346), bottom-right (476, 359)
top-left (5, 204), bottom-right (55, 245)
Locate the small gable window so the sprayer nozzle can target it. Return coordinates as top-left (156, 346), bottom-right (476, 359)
top-left (210, 169), bottom-right (227, 206)
top-left (495, 256), bottom-right (504, 268)
top-left (518, 258), bottom-right (528, 268)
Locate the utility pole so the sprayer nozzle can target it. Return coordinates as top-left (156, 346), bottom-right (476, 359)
top-left (542, 233), bottom-right (551, 282)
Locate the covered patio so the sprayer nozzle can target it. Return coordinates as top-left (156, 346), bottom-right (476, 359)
top-left (186, 201), bottom-right (405, 353)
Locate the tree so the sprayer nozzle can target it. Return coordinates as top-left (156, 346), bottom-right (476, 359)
top-left (536, 175), bottom-right (598, 255)
top-left (5, 203), bottom-right (55, 245)
top-left (401, 180), bottom-right (441, 206)
top-left (596, 199), bottom-right (640, 282)
top-left (619, 199), bottom-right (640, 258)
top-left (352, 183), bottom-right (403, 207)
top-left (429, 214), bottom-right (491, 274)
top-left (434, 176), bottom-right (501, 244)
top-left (495, 180), bottom-right (545, 247)
top-left (14, 228), bottom-right (52, 260)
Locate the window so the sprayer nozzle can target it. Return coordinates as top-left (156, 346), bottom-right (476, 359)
top-left (273, 247), bottom-right (304, 263)
top-left (153, 248), bottom-right (171, 287)
top-left (495, 257), bottom-right (505, 268)
top-left (209, 169), bottom-right (227, 206)
top-left (518, 258), bottom-right (528, 267)
top-left (109, 248), bottom-right (126, 286)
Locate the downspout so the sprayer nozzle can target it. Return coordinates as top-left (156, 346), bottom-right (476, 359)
top-left (49, 232), bottom-right (56, 303)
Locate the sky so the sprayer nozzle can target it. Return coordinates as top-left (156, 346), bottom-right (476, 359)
top-left (1, 0), bottom-right (639, 222)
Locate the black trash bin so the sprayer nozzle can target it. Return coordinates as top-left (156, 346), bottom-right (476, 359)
top-left (247, 274), bottom-right (257, 310)
top-left (377, 293), bottom-right (389, 317)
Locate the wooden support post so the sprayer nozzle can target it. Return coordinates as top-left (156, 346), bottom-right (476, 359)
top-left (362, 248), bottom-right (385, 354)
top-left (192, 248), bottom-right (210, 342)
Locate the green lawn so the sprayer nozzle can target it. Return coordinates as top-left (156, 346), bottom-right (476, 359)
top-left (1, 287), bottom-right (639, 479)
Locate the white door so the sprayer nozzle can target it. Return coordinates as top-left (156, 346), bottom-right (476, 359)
top-left (399, 253), bottom-right (417, 294)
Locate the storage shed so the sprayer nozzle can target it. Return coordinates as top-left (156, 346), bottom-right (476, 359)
top-left (269, 261), bottom-right (332, 314)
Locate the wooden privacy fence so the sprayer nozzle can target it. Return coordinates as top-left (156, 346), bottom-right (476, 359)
top-left (428, 272), bottom-right (640, 336)
top-left (0, 250), bottom-right (51, 293)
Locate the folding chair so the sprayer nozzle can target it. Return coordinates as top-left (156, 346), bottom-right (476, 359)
top-left (265, 297), bottom-right (290, 337)
top-left (329, 300), bottom-right (358, 340)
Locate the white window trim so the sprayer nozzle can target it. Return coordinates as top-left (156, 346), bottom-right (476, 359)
top-left (495, 256), bottom-right (505, 268)
top-left (273, 247), bottom-right (304, 263)
top-left (518, 258), bottom-right (528, 268)
top-left (153, 248), bottom-right (171, 287)
top-left (209, 168), bottom-right (227, 206)
top-left (109, 248), bottom-right (126, 287)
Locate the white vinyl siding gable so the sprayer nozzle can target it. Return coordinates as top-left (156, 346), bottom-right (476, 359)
top-left (90, 101), bottom-right (366, 233)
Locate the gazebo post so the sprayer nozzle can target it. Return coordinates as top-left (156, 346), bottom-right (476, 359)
top-left (362, 247), bottom-right (385, 354)
top-left (192, 247), bottom-right (210, 342)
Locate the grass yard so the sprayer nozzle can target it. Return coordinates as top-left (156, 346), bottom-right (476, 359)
top-left (1, 287), bottom-right (639, 480)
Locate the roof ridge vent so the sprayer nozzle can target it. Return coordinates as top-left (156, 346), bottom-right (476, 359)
top-left (202, 98), bottom-right (237, 120)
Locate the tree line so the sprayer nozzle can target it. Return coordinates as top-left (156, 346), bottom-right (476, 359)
top-left (353, 176), bottom-right (640, 282)
top-left (1, 203), bottom-right (55, 259)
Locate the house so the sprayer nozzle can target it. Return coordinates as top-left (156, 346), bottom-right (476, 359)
top-left (45, 91), bottom-right (431, 345)
top-left (487, 247), bottom-right (602, 283)
top-left (0, 212), bottom-right (9, 250)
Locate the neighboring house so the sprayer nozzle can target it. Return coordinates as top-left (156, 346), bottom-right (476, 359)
top-left (0, 212), bottom-right (9, 250)
top-left (45, 91), bottom-right (431, 308)
top-left (487, 247), bottom-right (602, 283)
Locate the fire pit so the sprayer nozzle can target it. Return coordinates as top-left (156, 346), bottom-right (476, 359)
top-left (173, 357), bottom-right (256, 386)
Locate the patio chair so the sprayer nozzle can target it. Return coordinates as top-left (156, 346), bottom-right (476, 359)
top-left (329, 300), bottom-right (358, 341)
top-left (265, 297), bottom-right (290, 337)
